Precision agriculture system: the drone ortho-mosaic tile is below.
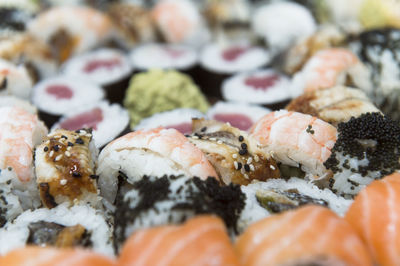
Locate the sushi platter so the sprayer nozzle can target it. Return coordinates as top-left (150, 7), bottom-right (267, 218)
top-left (1, 0), bottom-right (400, 265)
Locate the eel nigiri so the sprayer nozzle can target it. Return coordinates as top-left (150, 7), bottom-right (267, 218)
top-left (119, 215), bottom-right (239, 266)
top-left (236, 205), bottom-right (373, 266)
top-left (345, 172), bottom-right (400, 266)
top-left (0, 246), bottom-right (116, 266)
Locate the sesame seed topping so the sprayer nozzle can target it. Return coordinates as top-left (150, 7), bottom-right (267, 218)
top-left (201, 127), bottom-right (207, 132)
top-left (209, 137), bottom-right (217, 141)
top-left (72, 171), bottom-right (81, 178)
top-left (254, 155), bottom-right (259, 162)
top-left (85, 133), bottom-right (92, 138)
top-left (90, 174), bottom-right (99, 180)
top-left (67, 142), bottom-right (74, 147)
top-left (239, 149), bottom-right (246, 155)
top-left (234, 161), bottom-right (238, 170)
top-left (232, 154), bottom-right (238, 159)
top-left (49, 150), bottom-right (54, 157)
top-left (53, 145), bottom-right (59, 152)
top-left (61, 135), bottom-right (68, 139)
top-left (67, 146), bottom-right (72, 151)
top-left (241, 143), bottom-right (247, 149)
top-left (55, 154), bottom-right (62, 161)
top-left (238, 136), bottom-right (244, 142)
top-left (270, 165), bottom-right (276, 170)
top-left (44, 146), bottom-right (49, 152)
top-left (247, 157), bottom-right (253, 164)
top-left (244, 164), bottom-right (250, 172)
top-left (192, 135), bottom-right (199, 140)
top-left (75, 138), bottom-right (84, 145)
top-left (217, 140), bottom-right (223, 144)
top-left (237, 162), bottom-right (242, 170)
top-left (250, 164), bottom-right (255, 171)
top-left (60, 179), bottom-right (67, 185)
top-left (65, 151), bottom-right (71, 157)
top-left (45, 140), bottom-right (50, 144)
top-left (244, 174), bottom-right (249, 179)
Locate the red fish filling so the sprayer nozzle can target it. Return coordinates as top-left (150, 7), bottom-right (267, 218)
top-left (222, 47), bottom-right (249, 61)
top-left (244, 74), bottom-right (280, 91)
top-left (60, 108), bottom-right (103, 131)
top-left (165, 122), bottom-right (192, 134)
top-left (163, 47), bottom-right (185, 58)
top-left (213, 114), bottom-right (253, 131)
top-left (83, 58), bottom-right (121, 73)
top-left (46, 85), bottom-right (73, 100)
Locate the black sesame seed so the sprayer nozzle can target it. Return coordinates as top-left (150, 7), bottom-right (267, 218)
top-left (72, 171), bottom-right (81, 178)
top-left (244, 164), bottom-right (250, 172)
top-left (53, 145), bottom-right (59, 152)
top-left (44, 146), bottom-right (49, 152)
top-left (61, 135), bottom-right (68, 139)
top-left (238, 136), bottom-right (244, 142)
top-left (67, 142), bottom-right (74, 147)
top-left (75, 138), bottom-right (84, 145)
top-left (241, 143), bottom-right (247, 149)
top-left (89, 174), bottom-right (99, 180)
top-left (239, 149), bottom-right (246, 155)
top-left (201, 127), bottom-right (207, 132)
top-left (237, 162), bottom-right (242, 170)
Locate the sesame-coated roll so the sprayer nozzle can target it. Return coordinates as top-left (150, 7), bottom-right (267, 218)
top-left (34, 129), bottom-right (99, 208)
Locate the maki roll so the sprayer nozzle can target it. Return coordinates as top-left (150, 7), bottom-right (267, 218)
top-left (286, 86), bottom-right (381, 126)
top-left (53, 101), bottom-right (130, 149)
top-left (62, 49), bottom-right (133, 103)
top-left (97, 128), bottom-right (217, 205)
top-left (0, 168), bottom-right (23, 228)
top-left (32, 75), bottom-right (104, 127)
top-left (0, 204), bottom-right (113, 256)
top-left (0, 59), bottom-right (34, 100)
top-left (221, 69), bottom-right (291, 110)
top-left (113, 175), bottom-right (245, 251)
top-left (188, 119), bottom-right (280, 185)
top-left (123, 69), bottom-right (209, 129)
top-left (34, 129), bottom-right (99, 208)
top-left (129, 43), bottom-right (198, 72)
top-left (251, 1), bottom-right (316, 55)
top-left (134, 108), bottom-right (205, 135)
top-left (151, 0), bottom-right (210, 46)
top-left (198, 44), bottom-right (270, 97)
top-left (239, 177), bottom-right (352, 233)
top-left (349, 28), bottom-right (400, 121)
top-left (0, 106), bottom-right (48, 209)
top-left (324, 112), bottom-right (400, 196)
top-left (207, 101), bottom-right (270, 131)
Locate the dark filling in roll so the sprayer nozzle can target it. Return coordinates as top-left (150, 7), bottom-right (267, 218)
top-left (114, 175), bottom-right (246, 251)
top-left (49, 29), bottom-right (75, 63)
top-left (256, 188), bottom-right (328, 214)
top-left (0, 8), bottom-right (31, 32)
top-left (27, 221), bottom-right (92, 248)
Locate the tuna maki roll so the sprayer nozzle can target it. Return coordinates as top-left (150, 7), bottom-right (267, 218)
top-left (32, 75), bottom-right (104, 127)
top-left (52, 101), bottom-right (130, 149)
top-left (62, 48), bottom-right (133, 103)
top-left (222, 69), bottom-right (291, 110)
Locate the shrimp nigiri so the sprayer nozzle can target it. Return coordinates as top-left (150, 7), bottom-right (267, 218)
top-left (97, 128), bottom-right (217, 204)
top-left (235, 205), bottom-right (373, 266)
top-left (345, 172), bottom-right (400, 266)
top-left (250, 110), bottom-right (337, 178)
top-left (0, 106), bottom-right (47, 208)
top-left (119, 215), bottom-right (239, 266)
top-left (0, 246), bottom-right (116, 266)
top-left (290, 48), bottom-right (371, 97)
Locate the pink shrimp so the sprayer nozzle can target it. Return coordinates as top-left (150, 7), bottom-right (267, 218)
top-left (291, 48), bottom-right (368, 96)
top-left (97, 127), bottom-right (217, 203)
top-left (250, 110), bottom-right (337, 177)
top-left (151, 0), bottom-right (197, 43)
top-left (0, 106), bottom-right (47, 183)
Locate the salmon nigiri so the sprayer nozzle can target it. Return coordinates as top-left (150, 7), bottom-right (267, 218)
top-left (119, 215), bottom-right (239, 266)
top-left (0, 246), bottom-right (116, 266)
top-left (345, 172), bottom-right (400, 266)
top-left (236, 205), bottom-right (373, 266)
